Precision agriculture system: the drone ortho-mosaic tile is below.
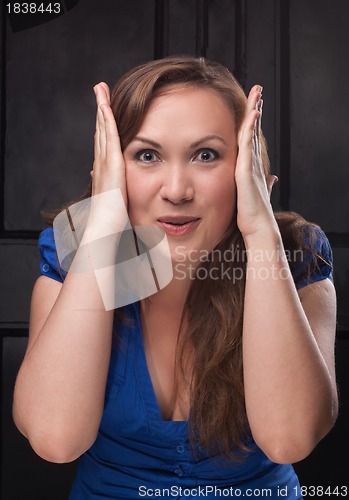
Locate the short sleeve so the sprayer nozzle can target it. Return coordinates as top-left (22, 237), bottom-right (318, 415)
top-left (291, 226), bottom-right (334, 290)
top-left (38, 227), bottom-right (67, 283)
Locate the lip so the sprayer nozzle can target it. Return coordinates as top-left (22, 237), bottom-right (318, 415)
top-left (156, 217), bottom-right (201, 237)
top-left (157, 215), bottom-right (200, 224)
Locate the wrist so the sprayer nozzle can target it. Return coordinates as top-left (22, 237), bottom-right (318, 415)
top-left (242, 221), bottom-right (281, 252)
top-left (82, 189), bottom-right (130, 244)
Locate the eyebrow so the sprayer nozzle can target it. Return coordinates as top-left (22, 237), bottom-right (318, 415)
top-left (131, 135), bottom-right (228, 148)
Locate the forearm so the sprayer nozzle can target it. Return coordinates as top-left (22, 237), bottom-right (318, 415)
top-left (13, 242), bottom-right (117, 462)
top-left (242, 226), bottom-right (336, 462)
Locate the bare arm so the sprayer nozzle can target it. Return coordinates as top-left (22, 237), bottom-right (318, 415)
top-left (14, 272), bottom-right (114, 463)
top-left (242, 232), bottom-right (337, 464)
top-left (13, 83), bottom-right (127, 463)
top-left (236, 87), bottom-right (338, 463)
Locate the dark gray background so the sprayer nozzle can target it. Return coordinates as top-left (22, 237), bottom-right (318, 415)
top-left (1, 0), bottom-right (348, 498)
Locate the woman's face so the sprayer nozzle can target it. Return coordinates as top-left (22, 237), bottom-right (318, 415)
top-left (123, 85), bottom-right (238, 263)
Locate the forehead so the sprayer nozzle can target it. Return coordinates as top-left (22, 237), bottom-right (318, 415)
top-left (139, 85), bottom-right (236, 136)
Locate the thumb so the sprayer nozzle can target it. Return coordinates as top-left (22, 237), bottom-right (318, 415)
top-left (267, 175), bottom-right (279, 197)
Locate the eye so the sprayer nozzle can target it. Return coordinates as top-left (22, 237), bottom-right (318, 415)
top-left (195, 149), bottom-right (220, 163)
top-left (135, 150), bottom-right (159, 163)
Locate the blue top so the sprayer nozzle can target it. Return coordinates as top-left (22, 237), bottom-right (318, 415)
top-left (37, 225), bottom-right (334, 499)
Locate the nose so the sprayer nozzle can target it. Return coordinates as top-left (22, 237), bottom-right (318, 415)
top-left (160, 163), bottom-right (194, 204)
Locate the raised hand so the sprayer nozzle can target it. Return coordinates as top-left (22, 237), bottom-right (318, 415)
top-left (84, 83), bottom-right (129, 238)
top-left (235, 86), bottom-right (278, 241)
top-left (92, 83), bottom-right (127, 202)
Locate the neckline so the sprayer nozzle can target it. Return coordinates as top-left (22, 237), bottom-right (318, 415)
top-left (134, 301), bottom-right (188, 427)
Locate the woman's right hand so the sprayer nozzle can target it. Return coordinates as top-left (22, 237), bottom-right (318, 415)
top-left (84, 83), bottom-right (129, 239)
top-left (92, 83), bottom-right (127, 200)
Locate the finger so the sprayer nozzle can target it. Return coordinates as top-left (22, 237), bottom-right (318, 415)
top-left (94, 108), bottom-right (101, 160)
top-left (100, 104), bottom-right (123, 161)
top-left (97, 105), bottom-right (106, 158)
top-left (94, 86), bottom-right (105, 158)
top-left (252, 128), bottom-right (258, 164)
top-left (238, 85), bottom-right (262, 144)
top-left (246, 85), bottom-right (263, 118)
top-left (258, 98), bottom-right (263, 139)
top-left (99, 82), bottom-right (111, 104)
top-left (94, 83), bottom-right (110, 108)
top-left (254, 98), bottom-right (263, 158)
top-left (267, 175), bottom-right (279, 197)
top-left (239, 108), bottom-right (260, 150)
top-left (237, 108), bottom-right (260, 174)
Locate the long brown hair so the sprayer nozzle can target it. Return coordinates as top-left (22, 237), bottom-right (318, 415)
top-left (44, 56), bottom-right (330, 460)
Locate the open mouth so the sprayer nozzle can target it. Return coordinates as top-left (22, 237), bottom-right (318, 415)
top-left (157, 218), bottom-right (201, 236)
top-left (157, 216), bottom-right (200, 224)
top-left (163, 221), bottom-right (193, 225)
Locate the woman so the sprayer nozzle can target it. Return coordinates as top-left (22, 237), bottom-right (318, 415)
top-left (13, 56), bottom-right (337, 499)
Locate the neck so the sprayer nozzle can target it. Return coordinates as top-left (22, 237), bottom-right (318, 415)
top-left (143, 261), bottom-right (194, 312)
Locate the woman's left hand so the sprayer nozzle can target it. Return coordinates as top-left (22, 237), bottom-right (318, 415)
top-left (235, 85), bottom-right (279, 241)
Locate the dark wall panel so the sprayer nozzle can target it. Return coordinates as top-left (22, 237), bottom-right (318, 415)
top-left (289, 0), bottom-right (349, 231)
top-left (206, 0), bottom-right (237, 72)
top-left (168, 0), bottom-right (196, 55)
top-left (4, 0), bottom-right (155, 231)
top-left (245, 0), bottom-right (278, 208)
top-left (0, 242), bottom-right (38, 323)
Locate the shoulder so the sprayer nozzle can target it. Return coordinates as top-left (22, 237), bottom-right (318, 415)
top-left (38, 227), bottom-right (67, 283)
top-left (275, 211), bottom-right (333, 290)
top-left (293, 224), bottom-right (333, 290)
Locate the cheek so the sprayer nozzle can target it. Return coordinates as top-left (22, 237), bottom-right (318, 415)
top-left (205, 173), bottom-right (236, 215)
top-left (202, 185), bottom-right (236, 251)
top-left (125, 166), bottom-right (160, 223)
top-left (205, 152), bottom-right (237, 198)
top-left (125, 165), bottom-right (151, 202)
top-left (214, 186), bottom-right (236, 230)
top-left (125, 166), bottom-right (143, 222)
top-left (125, 165), bottom-right (138, 198)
